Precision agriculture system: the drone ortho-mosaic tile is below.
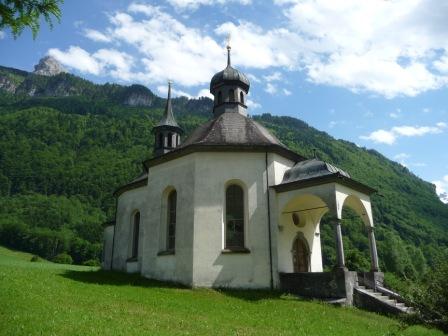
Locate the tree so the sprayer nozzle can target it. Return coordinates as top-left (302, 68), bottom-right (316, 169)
top-left (0, 0), bottom-right (63, 38)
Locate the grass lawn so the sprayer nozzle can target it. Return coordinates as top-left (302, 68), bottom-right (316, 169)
top-left (0, 246), bottom-right (443, 336)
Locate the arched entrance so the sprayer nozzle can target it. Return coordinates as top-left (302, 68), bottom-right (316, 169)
top-left (292, 234), bottom-right (310, 272)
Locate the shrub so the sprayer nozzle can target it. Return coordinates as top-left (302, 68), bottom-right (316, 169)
top-left (82, 259), bottom-right (100, 267)
top-left (406, 259), bottom-right (448, 332)
top-left (52, 253), bottom-right (73, 265)
top-left (30, 255), bottom-right (40, 262)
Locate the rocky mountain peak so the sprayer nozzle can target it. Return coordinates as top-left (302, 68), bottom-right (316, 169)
top-left (33, 56), bottom-right (66, 76)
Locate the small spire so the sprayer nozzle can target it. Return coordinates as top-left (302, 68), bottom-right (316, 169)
top-left (156, 80), bottom-right (180, 128)
top-left (167, 80), bottom-right (172, 100)
top-left (226, 34), bottom-right (231, 67)
top-left (164, 80), bottom-right (173, 119)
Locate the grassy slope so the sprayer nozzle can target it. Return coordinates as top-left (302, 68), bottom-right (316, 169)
top-left (0, 246), bottom-right (442, 336)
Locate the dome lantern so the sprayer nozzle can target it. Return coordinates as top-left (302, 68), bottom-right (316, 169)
top-left (210, 43), bottom-right (250, 117)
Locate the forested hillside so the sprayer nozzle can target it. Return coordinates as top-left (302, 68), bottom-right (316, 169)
top-left (0, 65), bottom-right (447, 278)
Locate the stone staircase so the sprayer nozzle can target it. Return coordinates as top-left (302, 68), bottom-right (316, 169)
top-left (354, 284), bottom-right (414, 315)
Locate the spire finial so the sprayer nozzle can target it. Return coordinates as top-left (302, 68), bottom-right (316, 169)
top-left (167, 79), bottom-right (172, 99)
top-left (226, 33), bottom-right (231, 67)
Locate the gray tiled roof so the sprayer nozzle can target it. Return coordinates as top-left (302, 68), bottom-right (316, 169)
top-left (281, 158), bottom-right (351, 184)
top-left (180, 112), bottom-right (285, 147)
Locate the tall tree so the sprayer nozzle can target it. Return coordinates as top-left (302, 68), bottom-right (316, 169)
top-left (0, 0), bottom-right (63, 38)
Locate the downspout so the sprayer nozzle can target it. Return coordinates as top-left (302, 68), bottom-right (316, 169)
top-left (265, 152), bottom-right (274, 290)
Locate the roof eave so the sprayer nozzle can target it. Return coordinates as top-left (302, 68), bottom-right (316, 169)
top-left (113, 178), bottom-right (148, 197)
top-left (273, 173), bottom-right (377, 195)
top-left (143, 143), bottom-right (305, 168)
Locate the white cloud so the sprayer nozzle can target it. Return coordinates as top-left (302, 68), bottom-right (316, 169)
top-left (361, 122), bottom-right (447, 144)
top-left (433, 175), bottom-right (448, 203)
top-left (275, 0), bottom-right (448, 97)
top-left (48, 46), bottom-right (142, 81)
top-left (0, 31), bottom-right (5, 39)
top-left (166, 0), bottom-right (251, 11)
top-left (110, 4), bottom-right (224, 86)
top-left (84, 29), bottom-right (112, 43)
top-left (196, 88), bottom-right (213, 99)
top-left (48, 46), bottom-right (102, 75)
top-left (214, 21), bottom-right (304, 70)
top-left (157, 85), bottom-right (193, 98)
top-left (392, 124), bottom-right (445, 137)
top-left (93, 49), bottom-right (135, 81)
top-left (434, 55), bottom-right (448, 73)
top-left (264, 72), bottom-right (283, 82)
top-left (389, 108), bottom-right (402, 119)
top-left (48, 1), bottom-right (448, 98)
top-left (265, 83), bottom-right (277, 95)
top-left (246, 98), bottom-right (261, 109)
top-left (422, 107), bottom-right (431, 113)
top-left (360, 129), bottom-right (396, 145)
top-left (247, 73), bottom-right (261, 83)
top-left (283, 88), bottom-right (292, 95)
top-left (394, 153), bottom-right (410, 161)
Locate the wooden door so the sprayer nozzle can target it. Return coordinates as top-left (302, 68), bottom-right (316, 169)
top-left (292, 235), bottom-right (310, 272)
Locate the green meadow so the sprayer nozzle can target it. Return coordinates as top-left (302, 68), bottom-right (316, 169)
top-left (0, 246), bottom-right (442, 336)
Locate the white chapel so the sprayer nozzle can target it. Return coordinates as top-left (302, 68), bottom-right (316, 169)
top-left (103, 45), bottom-right (382, 302)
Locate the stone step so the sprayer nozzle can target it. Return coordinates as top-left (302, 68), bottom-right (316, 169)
top-left (355, 285), bottom-right (415, 315)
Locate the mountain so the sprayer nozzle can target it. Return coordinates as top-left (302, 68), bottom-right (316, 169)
top-left (0, 64), bottom-right (447, 276)
top-left (33, 56), bottom-right (66, 76)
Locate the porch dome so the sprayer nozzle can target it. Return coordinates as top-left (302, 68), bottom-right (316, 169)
top-left (282, 158), bottom-right (350, 184)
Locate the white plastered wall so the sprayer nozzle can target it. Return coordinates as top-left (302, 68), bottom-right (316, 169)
top-left (190, 152), bottom-right (294, 288)
top-left (140, 154), bottom-right (196, 286)
top-left (192, 152), bottom-right (269, 288)
top-left (113, 187), bottom-right (148, 273)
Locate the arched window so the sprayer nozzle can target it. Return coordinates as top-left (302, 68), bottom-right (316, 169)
top-left (229, 89), bottom-right (235, 102)
top-left (131, 211), bottom-right (140, 259)
top-left (218, 91), bottom-right (222, 104)
top-left (240, 91), bottom-right (244, 104)
top-left (167, 132), bottom-right (172, 147)
top-left (167, 190), bottom-right (177, 250)
top-left (225, 184), bottom-right (245, 249)
top-left (158, 133), bottom-right (164, 148)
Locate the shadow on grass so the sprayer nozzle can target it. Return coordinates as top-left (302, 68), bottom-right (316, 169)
top-left (60, 269), bottom-right (300, 302)
top-left (60, 269), bottom-right (187, 290)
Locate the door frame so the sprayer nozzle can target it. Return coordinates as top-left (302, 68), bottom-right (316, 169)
top-left (291, 232), bottom-right (310, 272)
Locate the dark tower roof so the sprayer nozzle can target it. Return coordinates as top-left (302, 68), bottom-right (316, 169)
top-left (210, 45), bottom-right (250, 94)
top-left (154, 82), bottom-right (183, 132)
top-left (180, 112), bottom-right (284, 147)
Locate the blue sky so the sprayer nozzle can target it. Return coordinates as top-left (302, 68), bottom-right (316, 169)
top-left (1, 0), bottom-right (447, 202)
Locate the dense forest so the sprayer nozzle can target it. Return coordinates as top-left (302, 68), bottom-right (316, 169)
top-left (0, 65), bottom-right (447, 280)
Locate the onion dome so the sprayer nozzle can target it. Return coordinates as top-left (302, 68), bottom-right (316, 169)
top-left (210, 45), bottom-right (250, 94)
